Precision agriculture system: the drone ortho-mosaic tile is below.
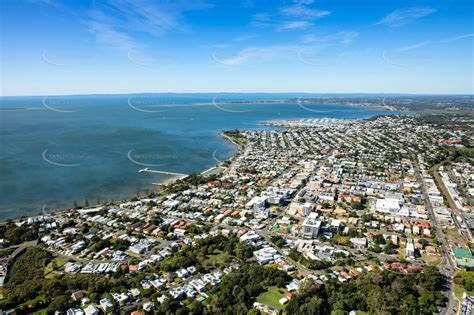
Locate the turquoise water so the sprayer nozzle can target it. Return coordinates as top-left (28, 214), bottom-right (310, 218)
top-left (0, 93), bottom-right (393, 220)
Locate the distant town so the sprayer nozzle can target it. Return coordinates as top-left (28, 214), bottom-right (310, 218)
top-left (1, 112), bottom-right (473, 315)
top-left (224, 94), bottom-right (474, 112)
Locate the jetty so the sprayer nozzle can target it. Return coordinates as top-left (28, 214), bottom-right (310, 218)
top-left (139, 168), bottom-right (188, 177)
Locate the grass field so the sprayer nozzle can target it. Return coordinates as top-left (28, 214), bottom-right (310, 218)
top-left (203, 250), bottom-right (232, 269)
top-left (256, 287), bottom-right (287, 310)
top-left (419, 253), bottom-right (441, 265)
top-left (44, 257), bottom-right (69, 278)
top-left (453, 283), bottom-right (474, 300)
top-left (444, 228), bottom-right (461, 237)
top-left (17, 295), bottom-right (48, 312)
top-left (333, 235), bottom-right (350, 246)
top-left (202, 166), bottom-right (225, 176)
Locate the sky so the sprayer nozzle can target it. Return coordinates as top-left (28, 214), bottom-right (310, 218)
top-left (0, 0), bottom-right (473, 96)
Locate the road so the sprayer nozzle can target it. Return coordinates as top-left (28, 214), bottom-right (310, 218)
top-left (412, 155), bottom-right (457, 315)
top-left (432, 165), bottom-right (473, 242)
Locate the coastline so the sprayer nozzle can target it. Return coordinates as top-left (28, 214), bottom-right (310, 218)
top-left (200, 132), bottom-right (241, 176)
top-left (220, 132), bottom-right (243, 149)
top-left (0, 131), bottom-right (241, 223)
top-left (0, 109), bottom-right (400, 222)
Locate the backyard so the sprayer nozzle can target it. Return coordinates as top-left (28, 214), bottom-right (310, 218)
top-left (256, 286), bottom-right (288, 310)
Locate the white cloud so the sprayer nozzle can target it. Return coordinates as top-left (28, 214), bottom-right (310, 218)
top-left (398, 40), bottom-right (431, 52)
top-left (279, 4), bottom-right (330, 18)
top-left (84, 0), bottom-right (212, 50)
top-left (212, 45), bottom-right (298, 66)
top-left (277, 21), bottom-right (313, 31)
top-left (84, 17), bottom-right (142, 51)
top-left (233, 34), bottom-right (258, 42)
top-left (440, 33), bottom-right (474, 43)
top-left (252, 0), bottom-right (329, 32)
top-left (377, 6), bottom-right (436, 27)
top-left (105, 0), bottom-right (212, 36)
top-left (213, 48), bottom-right (261, 66)
top-left (339, 32), bottom-right (358, 45)
top-left (302, 31), bottom-right (359, 45)
top-left (389, 32), bottom-right (473, 54)
top-left (250, 13), bottom-right (273, 28)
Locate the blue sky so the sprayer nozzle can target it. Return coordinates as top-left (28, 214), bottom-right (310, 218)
top-left (0, 0), bottom-right (473, 96)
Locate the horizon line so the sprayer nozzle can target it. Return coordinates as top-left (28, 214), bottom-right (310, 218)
top-left (1, 91), bottom-right (473, 98)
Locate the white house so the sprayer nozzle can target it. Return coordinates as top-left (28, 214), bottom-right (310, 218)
top-left (405, 238), bottom-right (415, 260)
top-left (301, 212), bottom-right (321, 239)
top-left (375, 198), bottom-right (401, 214)
top-left (84, 305), bottom-right (99, 315)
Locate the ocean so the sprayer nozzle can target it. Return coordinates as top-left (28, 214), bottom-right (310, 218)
top-left (0, 93), bottom-right (394, 220)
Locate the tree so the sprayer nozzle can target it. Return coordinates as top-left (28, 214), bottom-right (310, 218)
top-left (287, 267), bottom-right (443, 314)
top-left (286, 280), bottom-right (330, 315)
top-left (48, 295), bottom-right (71, 313)
top-left (418, 238), bottom-right (429, 248)
top-left (234, 241), bottom-right (253, 260)
top-left (384, 240), bottom-right (393, 254)
top-left (270, 235), bottom-right (286, 248)
top-left (454, 270), bottom-right (474, 291)
top-left (207, 264), bottom-right (291, 313)
top-left (372, 234), bottom-right (385, 245)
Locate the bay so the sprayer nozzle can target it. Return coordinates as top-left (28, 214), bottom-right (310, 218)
top-left (0, 93), bottom-right (394, 220)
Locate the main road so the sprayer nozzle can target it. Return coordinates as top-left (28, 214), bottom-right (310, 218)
top-left (412, 155), bottom-right (457, 315)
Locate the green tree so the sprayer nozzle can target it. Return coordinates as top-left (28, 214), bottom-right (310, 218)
top-left (47, 295), bottom-right (71, 313)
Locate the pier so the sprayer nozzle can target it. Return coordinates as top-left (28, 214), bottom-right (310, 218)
top-left (139, 168), bottom-right (188, 177)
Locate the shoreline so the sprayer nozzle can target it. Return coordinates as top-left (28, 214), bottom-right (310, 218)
top-left (220, 132), bottom-right (243, 149)
top-left (0, 131), bottom-right (242, 223)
